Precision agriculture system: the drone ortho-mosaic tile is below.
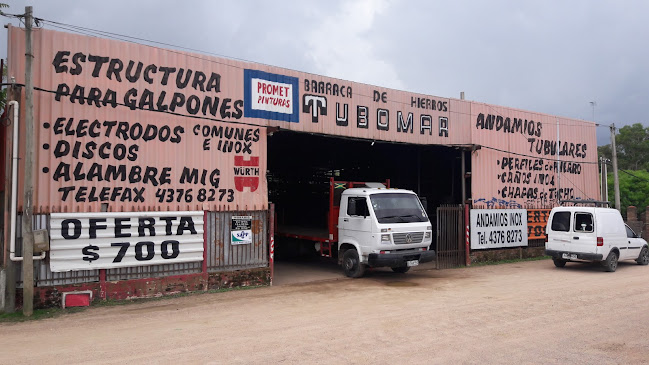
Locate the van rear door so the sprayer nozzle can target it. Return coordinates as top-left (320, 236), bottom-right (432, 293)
top-left (570, 211), bottom-right (598, 254)
top-left (547, 210), bottom-right (572, 252)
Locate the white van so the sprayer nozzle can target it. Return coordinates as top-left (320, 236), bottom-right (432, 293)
top-left (545, 206), bottom-right (649, 272)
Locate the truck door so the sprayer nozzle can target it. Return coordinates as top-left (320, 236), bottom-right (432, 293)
top-left (339, 196), bottom-right (373, 256)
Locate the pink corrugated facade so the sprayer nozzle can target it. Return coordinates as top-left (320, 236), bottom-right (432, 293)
top-left (8, 27), bottom-right (268, 213)
top-left (6, 26), bottom-right (598, 213)
top-left (470, 103), bottom-right (599, 206)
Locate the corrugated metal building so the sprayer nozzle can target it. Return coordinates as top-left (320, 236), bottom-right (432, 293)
top-left (1, 25), bottom-right (599, 307)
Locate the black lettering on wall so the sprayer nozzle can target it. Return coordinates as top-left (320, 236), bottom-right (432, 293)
top-left (397, 111), bottom-right (413, 133)
top-left (302, 95), bottom-right (327, 123)
top-left (336, 103), bottom-right (349, 126)
top-left (377, 109), bottom-right (389, 131)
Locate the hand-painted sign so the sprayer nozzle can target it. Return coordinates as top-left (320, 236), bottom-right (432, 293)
top-left (7, 28), bottom-right (267, 213)
top-left (6, 27), bottom-right (598, 212)
top-left (470, 209), bottom-right (528, 249)
top-left (470, 104), bottom-right (599, 207)
top-left (49, 211), bottom-right (204, 272)
top-left (231, 216), bottom-right (253, 245)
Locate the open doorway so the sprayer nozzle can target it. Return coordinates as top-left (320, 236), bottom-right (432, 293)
top-left (268, 131), bottom-right (467, 281)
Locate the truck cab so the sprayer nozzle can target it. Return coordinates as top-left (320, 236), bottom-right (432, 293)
top-left (337, 187), bottom-right (435, 277)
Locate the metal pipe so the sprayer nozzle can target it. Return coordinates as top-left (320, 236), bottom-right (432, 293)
top-left (556, 118), bottom-right (560, 204)
top-left (461, 149), bottom-right (466, 205)
top-left (610, 124), bottom-right (621, 211)
top-left (7, 100), bottom-right (45, 261)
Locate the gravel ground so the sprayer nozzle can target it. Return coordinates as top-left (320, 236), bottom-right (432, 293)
top-left (1, 259), bottom-right (648, 364)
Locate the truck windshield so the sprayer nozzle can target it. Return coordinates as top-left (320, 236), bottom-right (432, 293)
top-left (370, 193), bottom-right (428, 223)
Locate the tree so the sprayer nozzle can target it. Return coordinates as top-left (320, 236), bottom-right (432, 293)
top-left (608, 170), bottom-right (649, 219)
top-left (598, 123), bottom-right (649, 171)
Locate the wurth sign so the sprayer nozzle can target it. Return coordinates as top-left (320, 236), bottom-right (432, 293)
top-left (234, 156), bottom-right (260, 192)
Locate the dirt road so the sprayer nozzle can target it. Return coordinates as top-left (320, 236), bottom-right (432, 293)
top-left (2, 259), bottom-right (648, 364)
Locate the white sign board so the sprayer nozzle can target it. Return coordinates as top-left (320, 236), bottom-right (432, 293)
top-left (50, 211), bottom-right (204, 272)
top-left (470, 209), bottom-right (528, 249)
top-left (231, 216), bottom-right (253, 245)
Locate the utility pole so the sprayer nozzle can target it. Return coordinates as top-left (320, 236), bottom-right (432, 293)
top-left (22, 5), bottom-right (35, 316)
top-left (600, 157), bottom-right (609, 202)
top-left (610, 124), bottom-right (621, 212)
top-left (600, 157), bottom-right (605, 201)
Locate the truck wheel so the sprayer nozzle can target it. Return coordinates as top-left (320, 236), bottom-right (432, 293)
top-left (391, 266), bottom-right (410, 274)
top-left (552, 258), bottom-right (567, 268)
top-left (637, 247), bottom-right (649, 265)
top-left (602, 251), bottom-right (618, 272)
top-left (342, 249), bottom-right (365, 278)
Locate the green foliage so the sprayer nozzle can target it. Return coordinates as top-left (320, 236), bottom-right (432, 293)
top-left (608, 170), bottom-right (649, 219)
top-left (617, 124), bottom-right (649, 170)
top-left (599, 123), bottom-right (649, 171)
top-left (599, 125), bottom-right (649, 218)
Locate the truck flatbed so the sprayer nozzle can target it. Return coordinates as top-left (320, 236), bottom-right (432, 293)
top-left (277, 226), bottom-right (333, 242)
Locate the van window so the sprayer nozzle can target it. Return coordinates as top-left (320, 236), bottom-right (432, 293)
top-left (347, 197), bottom-right (369, 217)
top-left (574, 213), bottom-right (593, 232)
top-left (551, 212), bottom-right (571, 232)
top-left (626, 225), bottom-right (637, 238)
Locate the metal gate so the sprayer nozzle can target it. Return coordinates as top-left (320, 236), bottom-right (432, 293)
top-left (436, 205), bottom-right (465, 269)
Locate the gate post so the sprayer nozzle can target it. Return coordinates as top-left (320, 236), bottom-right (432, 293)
top-left (465, 204), bottom-right (471, 266)
top-left (269, 203), bottom-right (275, 285)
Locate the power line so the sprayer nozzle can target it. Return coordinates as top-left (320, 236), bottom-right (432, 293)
top-left (616, 168), bottom-right (649, 183)
top-left (479, 145), bottom-right (598, 165)
top-left (12, 83), bottom-right (605, 203)
top-left (25, 84), bottom-right (270, 130)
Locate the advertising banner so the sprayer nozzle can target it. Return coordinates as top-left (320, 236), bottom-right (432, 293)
top-left (49, 211), bottom-right (204, 272)
top-left (470, 209), bottom-right (528, 249)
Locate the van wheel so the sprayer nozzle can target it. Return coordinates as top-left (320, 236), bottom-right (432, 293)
top-left (603, 251), bottom-right (618, 272)
top-left (391, 266), bottom-right (410, 274)
top-left (636, 247), bottom-right (649, 265)
top-left (553, 258), bottom-right (567, 268)
top-left (343, 249), bottom-right (366, 278)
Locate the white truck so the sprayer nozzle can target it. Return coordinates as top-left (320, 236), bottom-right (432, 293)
top-left (545, 204), bottom-right (649, 272)
top-left (278, 179), bottom-right (436, 277)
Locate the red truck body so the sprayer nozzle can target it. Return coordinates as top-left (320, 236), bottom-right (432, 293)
top-left (276, 177), bottom-right (390, 257)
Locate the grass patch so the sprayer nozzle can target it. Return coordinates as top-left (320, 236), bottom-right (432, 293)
top-left (0, 307), bottom-right (85, 323)
top-left (0, 285), bottom-right (266, 323)
top-left (470, 255), bottom-right (551, 267)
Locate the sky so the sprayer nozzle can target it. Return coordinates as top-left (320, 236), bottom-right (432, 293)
top-left (1, 0), bottom-right (648, 146)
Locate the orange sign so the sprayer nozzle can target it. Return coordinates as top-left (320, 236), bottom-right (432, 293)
top-left (527, 209), bottom-right (551, 239)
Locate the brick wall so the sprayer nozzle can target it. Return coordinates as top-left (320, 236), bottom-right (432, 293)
top-left (625, 206), bottom-right (649, 238)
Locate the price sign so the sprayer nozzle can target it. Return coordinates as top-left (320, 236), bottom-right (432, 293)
top-left (49, 211), bottom-right (204, 272)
